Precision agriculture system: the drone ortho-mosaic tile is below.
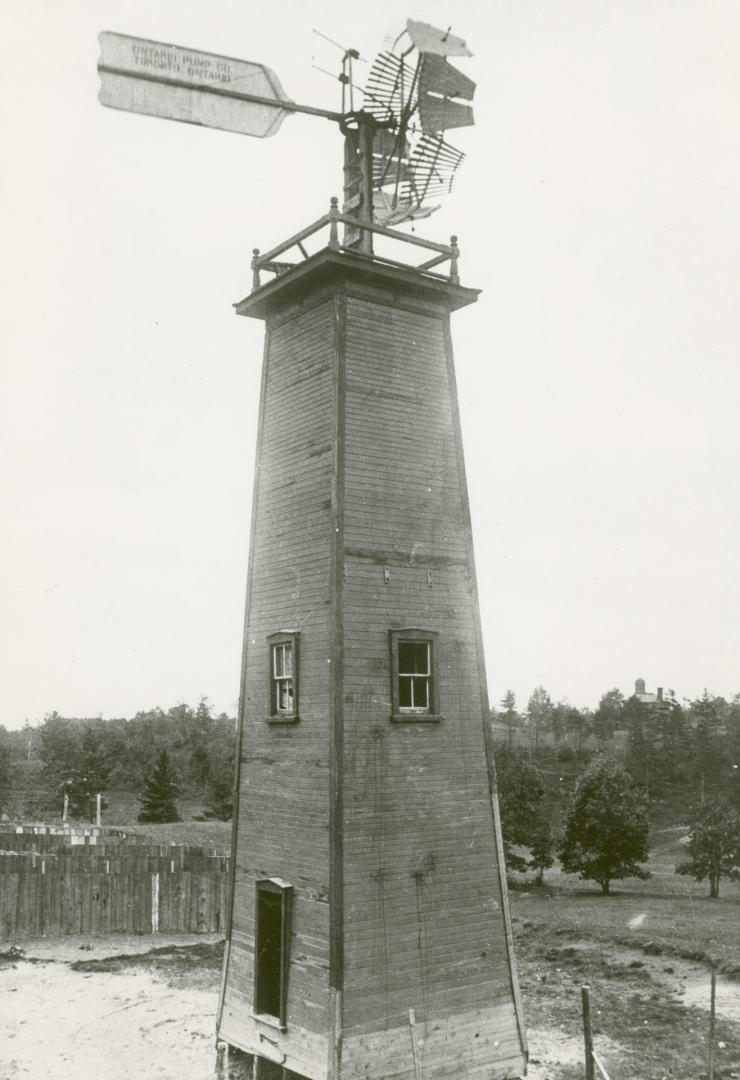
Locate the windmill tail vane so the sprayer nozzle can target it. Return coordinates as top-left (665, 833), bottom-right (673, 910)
top-left (97, 18), bottom-right (475, 244)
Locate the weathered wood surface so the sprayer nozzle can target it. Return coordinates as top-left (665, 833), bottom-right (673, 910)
top-left (219, 268), bottom-right (526, 1080)
top-left (0, 833), bottom-right (229, 939)
top-left (0, 868), bottom-right (227, 940)
top-left (219, 299), bottom-right (336, 1077)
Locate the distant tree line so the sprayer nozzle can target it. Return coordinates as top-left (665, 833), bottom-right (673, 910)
top-left (493, 685), bottom-right (740, 811)
top-left (494, 684), bottom-right (740, 897)
top-left (0, 700), bottom-right (236, 823)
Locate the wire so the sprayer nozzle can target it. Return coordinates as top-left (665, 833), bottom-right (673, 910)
top-left (312, 28), bottom-right (367, 63)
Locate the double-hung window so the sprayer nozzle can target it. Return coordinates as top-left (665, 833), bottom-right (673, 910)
top-left (389, 628), bottom-right (441, 722)
top-left (268, 632), bottom-right (299, 722)
top-left (398, 641), bottom-right (431, 710)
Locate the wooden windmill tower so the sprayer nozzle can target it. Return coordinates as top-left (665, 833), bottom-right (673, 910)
top-left (98, 19), bottom-right (527, 1080)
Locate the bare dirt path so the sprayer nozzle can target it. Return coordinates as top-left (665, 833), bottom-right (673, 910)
top-left (0, 935), bottom-right (223, 1080)
top-left (2, 932), bottom-right (739, 1080)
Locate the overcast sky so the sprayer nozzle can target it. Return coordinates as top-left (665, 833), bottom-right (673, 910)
top-left (2, 0), bottom-right (739, 729)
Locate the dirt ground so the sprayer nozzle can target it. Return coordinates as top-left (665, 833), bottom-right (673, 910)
top-left (1, 932), bottom-right (738, 1080)
top-left (521, 942), bottom-right (740, 1079)
top-left (0, 935), bottom-right (223, 1080)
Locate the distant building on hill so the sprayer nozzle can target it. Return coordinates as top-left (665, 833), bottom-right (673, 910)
top-left (632, 677), bottom-right (665, 706)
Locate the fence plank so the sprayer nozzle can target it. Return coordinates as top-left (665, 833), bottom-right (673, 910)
top-left (0, 841), bottom-right (229, 940)
top-left (1, 875), bottom-right (19, 940)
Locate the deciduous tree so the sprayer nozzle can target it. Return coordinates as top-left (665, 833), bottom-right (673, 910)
top-left (676, 800), bottom-right (740, 898)
top-left (528, 819), bottom-right (554, 883)
top-left (558, 758), bottom-right (650, 894)
top-left (527, 687), bottom-right (553, 750)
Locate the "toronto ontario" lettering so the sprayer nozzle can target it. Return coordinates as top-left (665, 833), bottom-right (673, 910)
top-left (131, 44), bottom-right (232, 84)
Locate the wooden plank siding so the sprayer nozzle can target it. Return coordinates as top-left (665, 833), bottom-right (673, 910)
top-left (218, 299), bottom-right (336, 1079)
top-left (339, 296), bottom-right (524, 1074)
top-left (219, 256), bottom-right (526, 1080)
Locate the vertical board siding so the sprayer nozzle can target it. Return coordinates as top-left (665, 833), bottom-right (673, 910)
top-left (0, 869), bottom-right (227, 938)
top-left (0, 831), bottom-right (229, 939)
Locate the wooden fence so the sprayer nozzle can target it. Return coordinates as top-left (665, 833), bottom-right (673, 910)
top-left (0, 826), bottom-right (230, 940)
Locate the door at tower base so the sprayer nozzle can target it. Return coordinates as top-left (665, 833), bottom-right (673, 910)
top-left (217, 249), bottom-right (527, 1080)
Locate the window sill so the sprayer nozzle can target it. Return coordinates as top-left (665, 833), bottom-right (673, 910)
top-left (251, 1012), bottom-right (286, 1033)
top-left (266, 714), bottom-right (300, 725)
top-left (391, 713), bottom-right (443, 724)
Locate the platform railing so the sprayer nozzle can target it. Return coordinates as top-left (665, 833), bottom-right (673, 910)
top-left (250, 197), bottom-right (460, 291)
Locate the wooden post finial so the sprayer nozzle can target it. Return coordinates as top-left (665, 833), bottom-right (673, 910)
top-left (329, 197), bottom-right (340, 250)
top-left (251, 248), bottom-right (261, 292)
top-left (450, 235), bottom-right (460, 284)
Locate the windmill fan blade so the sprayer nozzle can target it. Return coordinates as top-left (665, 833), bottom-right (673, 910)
top-left (418, 55), bottom-right (475, 133)
top-left (402, 134), bottom-right (465, 206)
top-left (372, 128), bottom-right (410, 188)
top-left (374, 189), bottom-right (440, 227)
top-left (419, 97), bottom-right (474, 133)
top-left (406, 19), bottom-right (473, 58)
top-left (364, 50), bottom-right (416, 123)
top-left (419, 54), bottom-right (476, 101)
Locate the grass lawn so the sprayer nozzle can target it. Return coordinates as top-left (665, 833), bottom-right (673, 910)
top-left (513, 824), bottom-right (740, 973)
top-left (512, 882), bottom-right (740, 976)
top-left (511, 830), bottom-right (740, 1078)
top-left (36, 788), bottom-right (235, 852)
top-left (119, 818), bottom-right (232, 850)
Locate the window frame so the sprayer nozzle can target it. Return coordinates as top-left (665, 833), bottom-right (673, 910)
top-left (267, 631), bottom-right (300, 723)
top-left (389, 628), bottom-right (442, 723)
top-left (252, 877), bottom-right (293, 1031)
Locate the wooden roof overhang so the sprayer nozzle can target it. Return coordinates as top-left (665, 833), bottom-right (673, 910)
top-left (234, 247), bottom-right (480, 322)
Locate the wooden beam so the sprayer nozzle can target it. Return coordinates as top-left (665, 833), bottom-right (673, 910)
top-left (582, 986), bottom-right (595, 1080)
top-left (408, 1009), bottom-right (423, 1080)
top-left (335, 212), bottom-right (451, 254)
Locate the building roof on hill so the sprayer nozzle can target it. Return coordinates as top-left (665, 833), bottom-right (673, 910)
top-left (633, 677), bottom-right (664, 704)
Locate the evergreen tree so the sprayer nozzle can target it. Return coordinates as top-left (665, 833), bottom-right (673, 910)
top-left (64, 725), bottom-right (110, 819)
top-left (690, 691), bottom-right (724, 802)
top-left (499, 690), bottom-right (520, 748)
top-left (652, 693), bottom-right (690, 791)
top-left (676, 800), bottom-right (740, 898)
top-left (593, 688), bottom-right (624, 741)
top-left (200, 718), bottom-right (235, 821)
top-left (726, 695), bottom-right (740, 811)
top-left (558, 758), bottom-right (650, 894)
top-left (137, 750), bottom-right (181, 823)
top-left (496, 746), bottom-right (551, 877)
top-left (548, 702), bottom-right (569, 744)
top-left (624, 694), bottom-right (655, 795)
top-left (565, 706), bottom-right (592, 753)
top-left (0, 727), bottom-right (11, 814)
top-left (529, 819), bottom-right (554, 884)
top-left (201, 774), bottom-right (234, 822)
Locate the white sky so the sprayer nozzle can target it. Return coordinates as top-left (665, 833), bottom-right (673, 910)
top-left (2, 0), bottom-right (740, 729)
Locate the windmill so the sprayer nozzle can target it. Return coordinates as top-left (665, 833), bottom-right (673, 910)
top-left (97, 20), bottom-right (527, 1080)
top-left (97, 18), bottom-right (475, 248)
top-left (348, 19), bottom-right (475, 230)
